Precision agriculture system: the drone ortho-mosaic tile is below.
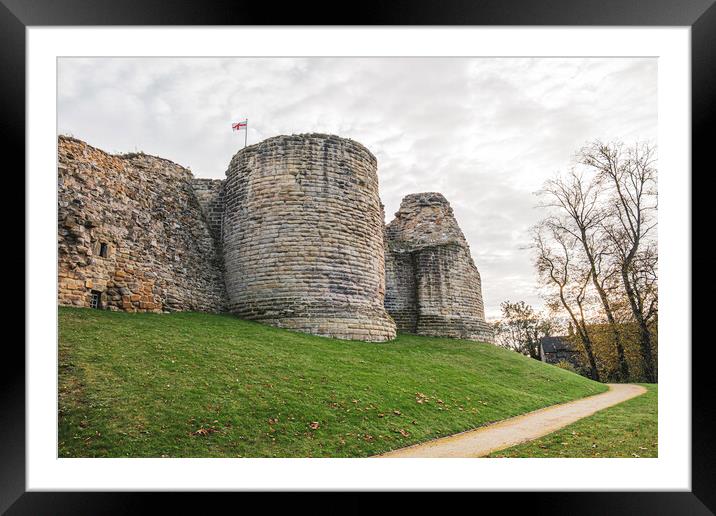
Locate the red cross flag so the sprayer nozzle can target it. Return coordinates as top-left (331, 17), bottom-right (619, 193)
top-left (232, 119), bottom-right (249, 147)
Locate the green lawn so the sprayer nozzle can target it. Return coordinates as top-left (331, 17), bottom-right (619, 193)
top-left (489, 384), bottom-right (657, 458)
top-left (58, 307), bottom-right (607, 458)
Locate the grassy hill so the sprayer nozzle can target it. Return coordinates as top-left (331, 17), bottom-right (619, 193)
top-left (59, 307), bottom-right (607, 458)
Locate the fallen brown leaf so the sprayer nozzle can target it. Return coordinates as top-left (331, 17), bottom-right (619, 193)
top-left (415, 392), bottom-right (429, 404)
top-left (191, 426), bottom-right (217, 437)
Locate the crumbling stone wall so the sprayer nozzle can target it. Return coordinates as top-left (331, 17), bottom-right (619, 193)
top-left (57, 136), bottom-right (226, 312)
top-left (58, 134), bottom-right (493, 344)
top-left (222, 134), bottom-right (396, 341)
top-left (385, 192), bottom-right (493, 342)
top-left (191, 178), bottom-right (225, 244)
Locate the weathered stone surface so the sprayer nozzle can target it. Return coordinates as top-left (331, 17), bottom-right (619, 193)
top-left (385, 193), bottom-right (494, 343)
top-left (191, 178), bottom-right (225, 244)
top-left (58, 135), bottom-right (491, 344)
top-left (57, 136), bottom-right (226, 313)
top-left (222, 134), bottom-right (396, 341)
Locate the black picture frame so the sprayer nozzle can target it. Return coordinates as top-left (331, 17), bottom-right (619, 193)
top-left (3, 0), bottom-right (713, 513)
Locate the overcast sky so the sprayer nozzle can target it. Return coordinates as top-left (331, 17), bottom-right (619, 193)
top-left (58, 57), bottom-right (657, 320)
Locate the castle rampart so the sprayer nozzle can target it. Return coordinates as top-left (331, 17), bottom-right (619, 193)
top-left (58, 135), bottom-right (492, 343)
top-left (221, 134), bottom-right (396, 341)
top-left (58, 136), bottom-right (226, 313)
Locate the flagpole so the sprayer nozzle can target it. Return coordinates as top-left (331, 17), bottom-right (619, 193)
top-left (244, 119), bottom-right (248, 148)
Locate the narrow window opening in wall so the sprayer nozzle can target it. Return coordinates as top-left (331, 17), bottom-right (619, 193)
top-left (99, 243), bottom-right (108, 258)
top-left (90, 290), bottom-right (102, 309)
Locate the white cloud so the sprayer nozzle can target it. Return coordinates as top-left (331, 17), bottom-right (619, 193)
top-left (57, 57), bottom-right (657, 320)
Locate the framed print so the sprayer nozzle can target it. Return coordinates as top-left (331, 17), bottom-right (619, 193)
top-left (4, 0), bottom-right (713, 513)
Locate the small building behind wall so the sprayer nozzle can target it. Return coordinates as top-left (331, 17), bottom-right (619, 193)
top-left (539, 336), bottom-right (583, 369)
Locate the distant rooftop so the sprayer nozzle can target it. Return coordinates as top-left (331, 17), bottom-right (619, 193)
top-left (540, 336), bottom-right (578, 354)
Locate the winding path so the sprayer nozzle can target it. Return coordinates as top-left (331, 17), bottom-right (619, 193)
top-left (376, 383), bottom-right (646, 458)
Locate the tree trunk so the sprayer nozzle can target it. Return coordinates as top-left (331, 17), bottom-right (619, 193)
top-left (527, 331), bottom-right (541, 360)
top-left (528, 346), bottom-right (540, 360)
top-left (577, 327), bottom-right (600, 382)
top-left (593, 283), bottom-right (629, 380)
top-left (556, 284), bottom-right (601, 382)
top-left (565, 302), bottom-right (599, 380)
top-left (580, 230), bottom-right (630, 381)
top-left (636, 319), bottom-right (656, 382)
top-left (621, 267), bottom-right (657, 382)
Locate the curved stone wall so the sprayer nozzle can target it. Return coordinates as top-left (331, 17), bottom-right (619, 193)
top-left (385, 192), bottom-right (493, 342)
top-left (222, 134), bottom-right (396, 341)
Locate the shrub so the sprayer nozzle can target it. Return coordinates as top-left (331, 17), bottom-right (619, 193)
top-left (555, 360), bottom-right (577, 373)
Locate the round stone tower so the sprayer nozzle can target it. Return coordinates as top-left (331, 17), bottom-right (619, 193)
top-left (222, 134), bottom-right (396, 342)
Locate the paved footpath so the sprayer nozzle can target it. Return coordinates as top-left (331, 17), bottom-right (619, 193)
top-left (376, 383), bottom-right (646, 458)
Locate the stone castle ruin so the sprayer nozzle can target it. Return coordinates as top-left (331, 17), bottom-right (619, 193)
top-left (385, 193), bottom-right (493, 342)
top-left (58, 133), bottom-right (493, 343)
top-left (222, 134), bottom-right (396, 341)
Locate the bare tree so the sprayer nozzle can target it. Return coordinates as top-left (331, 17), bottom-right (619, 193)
top-left (579, 141), bottom-right (658, 382)
top-left (630, 242), bottom-right (658, 326)
top-left (494, 300), bottom-right (552, 359)
top-left (532, 222), bottom-right (600, 381)
top-left (539, 170), bottom-right (630, 381)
